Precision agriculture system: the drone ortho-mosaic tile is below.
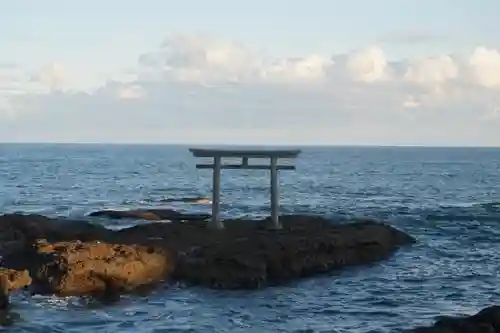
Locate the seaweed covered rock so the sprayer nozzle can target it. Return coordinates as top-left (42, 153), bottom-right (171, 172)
top-left (27, 239), bottom-right (174, 296)
top-left (88, 208), bottom-right (210, 222)
top-left (410, 305), bottom-right (500, 332)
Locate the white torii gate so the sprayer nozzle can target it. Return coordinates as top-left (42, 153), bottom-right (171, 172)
top-left (189, 148), bottom-right (301, 229)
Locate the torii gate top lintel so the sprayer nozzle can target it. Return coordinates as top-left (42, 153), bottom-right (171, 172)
top-left (189, 148), bottom-right (301, 159)
top-left (189, 148), bottom-right (301, 229)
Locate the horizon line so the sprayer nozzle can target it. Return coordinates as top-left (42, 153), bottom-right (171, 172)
top-left (0, 141), bottom-right (499, 149)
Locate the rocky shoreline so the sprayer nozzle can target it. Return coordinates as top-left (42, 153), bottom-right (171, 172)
top-left (3, 209), bottom-right (496, 332)
top-left (0, 209), bottom-right (414, 297)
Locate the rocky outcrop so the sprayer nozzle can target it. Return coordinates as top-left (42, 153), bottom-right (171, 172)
top-left (0, 214), bottom-right (174, 296)
top-left (0, 212), bottom-right (415, 295)
top-left (117, 215), bottom-right (415, 289)
top-left (0, 268), bottom-right (31, 311)
top-left (88, 208), bottom-right (211, 222)
top-left (0, 214), bottom-right (111, 257)
top-left (410, 305), bottom-right (500, 332)
top-left (25, 239), bottom-right (173, 296)
top-left (0, 268), bottom-right (31, 292)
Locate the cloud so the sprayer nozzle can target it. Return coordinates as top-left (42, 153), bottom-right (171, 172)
top-left (0, 63), bottom-right (26, 119)
top-left (29, 62), bottom-right (67, 92)
top-left (468, 47), bottom-right (500, 88)
top-left (402, 95), bottom-right (420, 109)
top-left (481, 106), bottom-right (500, 121)
top-left (263, 54), bottom-right (331, 83)
top-left (116, 84), bottom-right (147, 100)
top-left (136, 34), bottom-right (336, 86)
top-left (404, 55), bottom-right (459, 86)
top-left (1, 34), bottom-right (500, 145)
top-left (0, 63), bottom-right (22, 89)
top-left (138, 34), bottom-right (260, 84)
top-left (345, 46), bottom-right (389, 83)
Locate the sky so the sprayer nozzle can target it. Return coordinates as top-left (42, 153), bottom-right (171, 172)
top-left (1, 0), bottom-right (500, 146)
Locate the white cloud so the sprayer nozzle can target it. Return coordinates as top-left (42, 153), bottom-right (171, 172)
top-left (137, 35), bottom-right (336, 85)
top-left (139, 34), bottom-right (259, 84)
top-left (116, 84), bottom-right (147, 100)
top-left (345, 46), bottom-right (388, 83)
top-left (468, 47), bottom-right (500, 88)
top-left (30, 62), bottom-right (67, 92)
top-left (263, 54), bottom-right (331, 83)
top-left (0, 63), bottom-right (22, 90)
top-left (402, 95), bottom-right (420, 108)
top-left (404, 55), bottom-right (458, 86)
top-left (481, 106), bottom-right (500, 121)
top-left (2, 34), bottom-right (500, 145)
top-left (0, 95), bottom-right (15, 119)
top-left (0, 63), bottom-right (24, 119)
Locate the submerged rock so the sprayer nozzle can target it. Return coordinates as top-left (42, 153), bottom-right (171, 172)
top-left (410, 305), bottom-right (500, 332)
top-left (27, 239), bottom-right (173, 296)
top-left (88, 208), bottom-right (211, 222)
top-left (160, 196), bottom-right (212, 204)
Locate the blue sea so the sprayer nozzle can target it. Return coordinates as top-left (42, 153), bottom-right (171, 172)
top-left (1, 144), bottom-right (500, 333)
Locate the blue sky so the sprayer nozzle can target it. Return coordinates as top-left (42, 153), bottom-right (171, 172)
top-left (1, 0), bottom-right (500, 145)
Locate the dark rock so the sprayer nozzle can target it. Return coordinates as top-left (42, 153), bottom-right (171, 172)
top-left (0, 214), bottom-right (111, 257)
top-left (410, 306), bottom-right (500, 332)
top-left (26, 239), bottom-right (174, 296)
top-left (160, 196), bottom-right (212, 204)
top-left (88, 209), bottom-right (211, 222)
top-left (0, 275), bottom-right (10, 310)
top-left (0, 212), bottom-right (415, 293)
top-left (117, 214), bottom-right (415, 289)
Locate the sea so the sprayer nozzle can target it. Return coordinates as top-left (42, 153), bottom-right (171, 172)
top-left (1, 144), bottom-right (500, 333)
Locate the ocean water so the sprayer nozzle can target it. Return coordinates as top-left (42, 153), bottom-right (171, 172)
top-left (1, 144), bottom-right (500, 333)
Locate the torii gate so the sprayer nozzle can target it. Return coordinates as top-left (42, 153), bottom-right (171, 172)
top-left (189, 148), bottom-right (301, 229)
